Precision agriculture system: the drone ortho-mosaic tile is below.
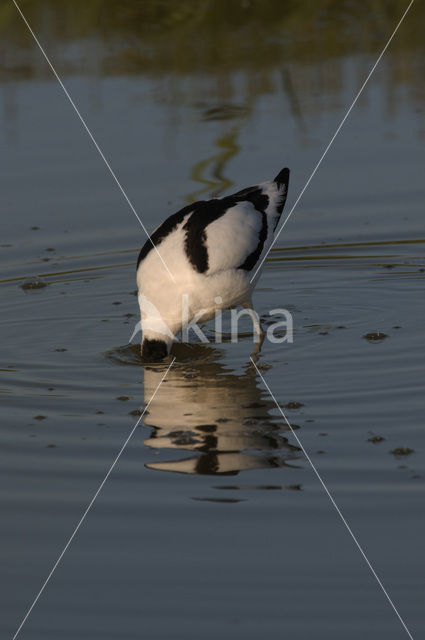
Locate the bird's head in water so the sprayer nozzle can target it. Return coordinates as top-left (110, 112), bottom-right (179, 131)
top-left (141, 338), bottom-right (169, 361)
top-left (137, 293), bottom-right (175, 361)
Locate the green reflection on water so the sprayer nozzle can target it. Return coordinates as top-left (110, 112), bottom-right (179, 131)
top-left (187, 127), bottom-right (240, 201)
top-left (1, 1), bottom-right (423, 203)
top-left (2, 1), bottom-right (423, 89)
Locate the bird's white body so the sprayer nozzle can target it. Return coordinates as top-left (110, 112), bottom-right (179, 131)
top-left (136, 168), bottom-right (290, 359)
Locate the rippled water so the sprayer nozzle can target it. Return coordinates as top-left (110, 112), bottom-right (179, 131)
top-left (1, 2), bottom-right (424, 639)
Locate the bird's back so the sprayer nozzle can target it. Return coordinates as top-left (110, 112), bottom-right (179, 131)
top-left (137, 167), bottom-right (290, 280)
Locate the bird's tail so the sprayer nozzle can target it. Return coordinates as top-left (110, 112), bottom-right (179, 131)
top-left (272, 167), bottom-right (290, 222)
top-left (273, 167), bottom-right (290, 192)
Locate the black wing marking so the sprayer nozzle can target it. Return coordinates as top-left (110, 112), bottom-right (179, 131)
top-left (136, 202), bottom-right (196, 270)
top-left (183, 188), bottom-right (270, 273)
top-left (136, 182), bottom-right (275, 273)
top-left (183, 198), bottom-right (230, 273)
top-left (273, 167), bottom-right (290, 218)
top-left (232, 186), bottom-right (269, 212)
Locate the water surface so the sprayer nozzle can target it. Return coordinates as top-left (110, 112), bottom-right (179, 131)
top-left (1, 2), bottom-right (424, 639)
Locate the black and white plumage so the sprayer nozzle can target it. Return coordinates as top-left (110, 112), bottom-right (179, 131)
top-left (136, 167), bottom-right (290, 359)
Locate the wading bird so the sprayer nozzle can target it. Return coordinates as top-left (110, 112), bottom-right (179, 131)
top-left (136, 167), bottom-right (290, 360)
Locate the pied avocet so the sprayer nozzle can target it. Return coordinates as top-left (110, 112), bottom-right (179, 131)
top-left (136, 167), bottom-right (290, 359)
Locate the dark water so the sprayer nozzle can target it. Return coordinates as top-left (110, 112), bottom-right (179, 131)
top-left (1, 2), bottom-right (424, 638)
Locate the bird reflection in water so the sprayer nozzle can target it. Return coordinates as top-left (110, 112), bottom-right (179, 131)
top-left (142, 345), bottom-right (301, 476)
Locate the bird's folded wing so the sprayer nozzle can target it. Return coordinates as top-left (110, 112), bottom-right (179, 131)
top-left (203, 201), bottom-right (266, 274)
